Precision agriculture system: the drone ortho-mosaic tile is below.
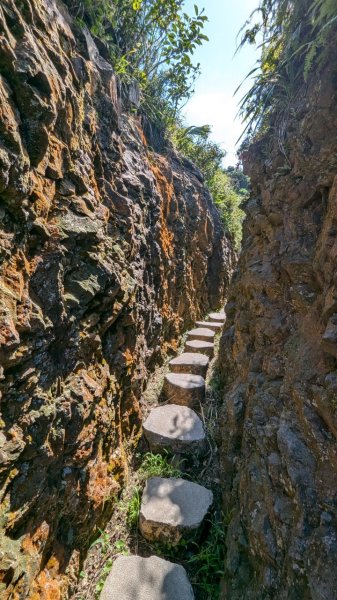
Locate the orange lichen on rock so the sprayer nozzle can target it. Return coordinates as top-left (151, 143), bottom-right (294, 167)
top-left (150, 158), bottom-right (175, 258)
top-left (29, 547), bottom-right (67, 600)
top-left (86, 455), bottom-right (119, 510)
top-left (21, 522), bottom-right (50, 557)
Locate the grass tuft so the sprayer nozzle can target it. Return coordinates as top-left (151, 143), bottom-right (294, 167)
top-left (138, 451), bottom-right (182, 481)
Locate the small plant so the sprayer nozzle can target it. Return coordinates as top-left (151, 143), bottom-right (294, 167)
top-left (187, 517), bottom-right (226, 600)
top-left (92, 539), bottom-right (129, 597)
top-left (125, 487), bottom-right (141, 528)
top-left (138, 452), bottom-right (182, 481)
top-left (114, 539), bottom-right (129, 554)
top-left (90, 529), bottom-right (112, 555)
top-left (208, 372), bottom-right (224, 395)
top-left (95, 558), bottom-right (113, 597)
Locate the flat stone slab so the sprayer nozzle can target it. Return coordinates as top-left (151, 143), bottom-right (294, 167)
top-left (208, 312), bottom-right (226, 322)
top-left (143, 404), bottom-right (206, 455)
top-left (169, 353), bottom-right (209, 377)
top-left (195, 320), bottom-right (224, 332)
top-left (163, 373), bottom-right (205, 408)
top-left (185, 339), bottom-right (214, 358)
top-left (187, 327), bottom-right (215, 343)
top-left (101, 555), bottom-right (195, 600)
top-left (140, 477), bottom-right (213, 544)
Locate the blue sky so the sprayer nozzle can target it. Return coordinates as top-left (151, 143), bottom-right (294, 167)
top-left (182, 0), bottom-right (260, 166)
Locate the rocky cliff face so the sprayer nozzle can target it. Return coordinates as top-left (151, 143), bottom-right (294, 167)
top-left (220, 56), bottom-right (337, 599)
top-left (0, 1), bottom-right (232, 597)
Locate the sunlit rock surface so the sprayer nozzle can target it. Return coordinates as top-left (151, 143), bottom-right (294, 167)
top-left (220, 55), bottom-right (337, 600)
top-left (0, 0), bottom-right (233, 596)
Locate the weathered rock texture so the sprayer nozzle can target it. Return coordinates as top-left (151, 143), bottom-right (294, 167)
top-left (220, 55), bottom-right (337, 599)
top-left (0, 0), bottom-right (232, 596)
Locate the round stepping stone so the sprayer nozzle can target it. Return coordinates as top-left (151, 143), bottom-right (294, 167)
top-left (195, 320), bottom-right (224, 332)
top-left (143, 404), bottom-right (206, 455)
top-left (169, 352), bottom-right (209, 377)
top-left (163, 373), bottom-right (205, 408)
top-left (140, 477), bottom-right (213, 545)
top-left (185, 339), bottom-right (214, 358)
top-left (101, 555), bottom-right (195, 600)
top-left (187, 327), bottom-right (215, 343)
top-left (208, 311), bottom-right (226, 322)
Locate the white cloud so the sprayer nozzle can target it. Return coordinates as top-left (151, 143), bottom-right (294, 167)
top-left (182, 90), bottom-right (243, 166)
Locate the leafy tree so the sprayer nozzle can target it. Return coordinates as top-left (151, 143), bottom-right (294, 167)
top-left (67, 0), bottom-right (209, 127)
top-left (170, 123), bottom-right (225, 185)
top-left (171, 123), bottom-right (247, 248)
top-left (211, 170), bottom-right (246, 249)
top-left (225, 166), bottom-right (250, 195)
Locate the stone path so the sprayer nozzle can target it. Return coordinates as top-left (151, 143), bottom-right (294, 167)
top-left (163, 373), bottom-right (205, 408)
top-left (195, 320), bottom-right (224, 332)
top-left (208, 312), bottom-right (226, 322)
top-left (169, 352), bottom-right (209, 377)
top-left (101, 555), bottom-right (195, 600)
top-left (139, 477), bottom-right (213, 544)
top-left (185, 339), bottom-right (214, 357)
top-left (101, 309), bottom-right (225, 599)
top-left (143, 404), bottom-right (206, 455)
top-left (187, 327), bottom-right (215, 343)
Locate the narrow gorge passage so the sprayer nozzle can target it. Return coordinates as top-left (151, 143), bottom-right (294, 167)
top-left (74, 311), bottom-right (227, 599)
top-left (2, 1), bottom-right (337, 599)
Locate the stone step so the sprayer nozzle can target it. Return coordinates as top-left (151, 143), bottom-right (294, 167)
top-left (169, 352), bottom-right (209, 377)
top-left (163, 373), bottom-right (205, 408)
top-left (101, 555), bottom-right (195, 600)
top-left (187, 327), bottom-right (215, 343)
top-left (139, 477), bottom-right (213, 545)
top-left (184, 339), bottom-right (214, 358)
top-left (208, 311), bottom-right (226, 322)
top-left (143, 404), bottom-right (206, 455)
top-left (195, 320), bottom-right (224, 332)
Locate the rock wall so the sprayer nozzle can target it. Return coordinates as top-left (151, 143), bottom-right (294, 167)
top-left (0, 1), bottom-right (232, 597)
top-left (220, 55), bottom-right (337, 599)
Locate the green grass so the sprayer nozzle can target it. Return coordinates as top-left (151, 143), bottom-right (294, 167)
top-left (138, 451), bottom-right (182, 481)
top-left (126, 487), bottom-right (141, 527)
top-left (187, 517), bottom-right (226, 600)
top-left (92, 539), bottom-right (129, 597)
top-left (95, 558), bottom-right (113, 596)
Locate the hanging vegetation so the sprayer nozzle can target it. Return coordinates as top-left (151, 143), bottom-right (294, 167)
top-left (237, 0), bottom-right (337, 140)
top-left (66, 0), bottom-right (208, 128)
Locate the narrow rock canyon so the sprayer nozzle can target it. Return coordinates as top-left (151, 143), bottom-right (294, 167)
top-left (1, 0), bottom-right (337, 599)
